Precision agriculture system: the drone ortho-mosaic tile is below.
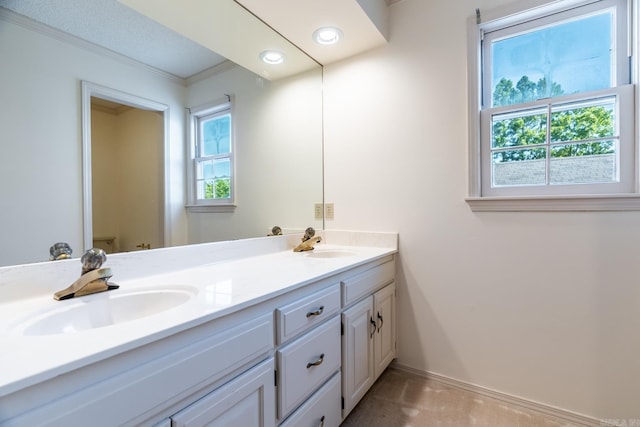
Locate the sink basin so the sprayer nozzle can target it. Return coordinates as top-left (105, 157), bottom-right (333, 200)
top-left (9, 286), bottom-right (197, 336)
top-left (303, 249), bottom-right (357, 259)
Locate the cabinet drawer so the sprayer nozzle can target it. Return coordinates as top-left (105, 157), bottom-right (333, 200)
top-left (341, 260), bottom-right (394, 307)
top-left (279, 372), bottom-right (341, 427)
top-left (276, 284), bottom-right (340, 344)
top-left (277, 316), bottom-right (341, 420)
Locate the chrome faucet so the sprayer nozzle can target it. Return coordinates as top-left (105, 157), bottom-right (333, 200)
top-left (293, 227), bottom-right (322, 252)
top-left (53, 248), bottom-right (119, 300)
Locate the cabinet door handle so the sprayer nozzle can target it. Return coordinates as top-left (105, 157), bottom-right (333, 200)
top-left (306, 305), bottom-right (325, 318)
top-left (377, 312), bottom-right (384, 333)
top-left (370, 317), bottom-right (376, 338)
top-left (306, 353), bottom-right (325, 368)
top-left (319, 415), bottom-right (325, 427)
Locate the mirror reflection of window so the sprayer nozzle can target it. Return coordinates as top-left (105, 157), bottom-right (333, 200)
top-left (191, 97), bottom-right (235, 206)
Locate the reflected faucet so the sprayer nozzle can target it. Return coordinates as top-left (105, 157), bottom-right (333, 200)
top-left (49, 242), bottom-right (72, 261)
top-left (293, 227), bottom-right (322, 252)
top-left (53, 248), bottom-right (119, 300)
top-left (268, 226), bottom-right (283, 236)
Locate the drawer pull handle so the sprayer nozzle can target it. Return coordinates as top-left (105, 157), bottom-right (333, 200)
top-left (306, 305), bottom-right (325, 318)
top-left (306, 353), bottom-right (325, 368)
top-left (370, 317), bottom-right (376, 338)
top-left (319, 415), bottom-right (325, 427)
top-left (377, 312), bottom-right (384, 333)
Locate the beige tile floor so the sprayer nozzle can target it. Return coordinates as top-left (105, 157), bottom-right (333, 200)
top-left (341, 368), bottom-right (582, 427)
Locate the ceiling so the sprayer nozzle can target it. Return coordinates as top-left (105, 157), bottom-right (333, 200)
top-left (236, 0), bottom-right (390, 65)
top-left (0, 0), bottom-right (392, 80)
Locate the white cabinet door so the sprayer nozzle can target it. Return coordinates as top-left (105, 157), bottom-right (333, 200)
top-left (341, 296), bottom-right (374, 418)
top-left (171, 358), bottom-right (275, 427)
top-left (373, 282), bottom-right (396, 379)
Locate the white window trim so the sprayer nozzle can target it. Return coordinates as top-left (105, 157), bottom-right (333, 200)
top-left (186, 96), bottom-right (236, 212)
top-left (466, 0), bottom-right (640, 211)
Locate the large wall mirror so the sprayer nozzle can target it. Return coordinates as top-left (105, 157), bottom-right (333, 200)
top-left (0, 0), bottom-right (323, 267)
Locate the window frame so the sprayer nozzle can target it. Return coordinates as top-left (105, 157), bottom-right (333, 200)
top-left (466, 0), bottom-right (640, 211)
top-left (186, 96), bottom-right (236, 212)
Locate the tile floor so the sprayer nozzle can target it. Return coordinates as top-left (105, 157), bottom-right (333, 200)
top-left (340, 368), bottom-right (583, 427)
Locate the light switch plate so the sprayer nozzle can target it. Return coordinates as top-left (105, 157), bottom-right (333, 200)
top-left (314, 203), bottom-right (323, 220)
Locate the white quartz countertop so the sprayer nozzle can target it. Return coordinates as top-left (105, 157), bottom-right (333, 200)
top-left (0, 240), bottom-right (396, 397)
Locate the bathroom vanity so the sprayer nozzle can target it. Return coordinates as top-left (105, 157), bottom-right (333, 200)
top-left (0, 231), bottom-right (397, 426)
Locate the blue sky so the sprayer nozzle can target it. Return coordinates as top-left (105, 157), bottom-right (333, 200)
top-left (492, 12), bottom-right (613, 97)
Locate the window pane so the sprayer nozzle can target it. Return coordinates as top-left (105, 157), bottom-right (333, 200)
top-left (492, 109), bottom-right (547, 149)
top-left (491, 12), bottom-right (613, 107)
top-left (492, 148), bottom-right (547, 186)
top-left (212, 158), bottom-right (230, 177)
top-left (550, 142), bottom-right (617, 184)
top-left (200, 113), bottom-right (231, 156)
top-left (212, 159), bottom-right (231, 199)
top-left (213, 177), bottom-right (231, 199)
top-left (196, 159), bottom-right (216, 179)
top-left (196, 158), bottom-right (231, 200)
top-left (550, 98), bottom-right (615, 142)
top-left (196, 179), bottom-right (215, 200)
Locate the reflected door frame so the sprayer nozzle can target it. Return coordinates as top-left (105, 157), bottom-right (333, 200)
top-left (81, 81), bottom-right (170, 253)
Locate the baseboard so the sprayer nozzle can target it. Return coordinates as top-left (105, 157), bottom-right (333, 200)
top-left (390, 362), bottom-right (601, 427)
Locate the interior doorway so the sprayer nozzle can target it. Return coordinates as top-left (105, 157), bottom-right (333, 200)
top-left (81, 81), bottom-right (169, 254)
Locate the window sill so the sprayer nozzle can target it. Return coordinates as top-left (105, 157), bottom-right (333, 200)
top-left (465, 194), bottom-right (640, 212)
top-left (186, 204), bottom-right (236, 213)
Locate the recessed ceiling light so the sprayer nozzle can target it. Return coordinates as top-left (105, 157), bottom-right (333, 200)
top-left (259, 50), bottom-right (285, 65)
top-left (313, 27), bottom-right (343, 45)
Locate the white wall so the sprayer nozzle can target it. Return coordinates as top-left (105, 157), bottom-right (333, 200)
top-left (323, 0), bottom-right (640, 420)
top-left (0, 14), bottom-right (187, 266)
top-left (186, 66), bottom-right (323, 242)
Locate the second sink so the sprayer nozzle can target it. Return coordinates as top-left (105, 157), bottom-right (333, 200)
top-left (303, 249), bottom-right (357, 259)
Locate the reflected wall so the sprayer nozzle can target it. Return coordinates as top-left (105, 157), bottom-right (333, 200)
top-left (186, 65), bottom-right (323, 242)
top-left (0, 10), bottom-right (323, 266)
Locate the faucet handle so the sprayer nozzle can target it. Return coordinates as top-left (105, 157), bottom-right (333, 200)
top-left (81, 248), bottom-right (107, 275)
top-left (302, 227), bottom-right (316, 242)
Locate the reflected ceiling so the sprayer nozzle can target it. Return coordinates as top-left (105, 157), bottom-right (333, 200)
top-left (0, 0), bottom-right (226, 79)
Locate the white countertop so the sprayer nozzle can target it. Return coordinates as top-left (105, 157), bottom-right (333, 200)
top-left (0, 234), bottom-right (396, 397)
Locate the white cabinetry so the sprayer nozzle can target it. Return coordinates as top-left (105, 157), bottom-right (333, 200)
top-left (276, 284), bottom-right (342, 424)
top-left (373, 283), bottom-right (396, 379)
top-left (340, 259), bottom-right (396, 419)
top-left (171, 358), bottom-right (275, 427)
top-left (277, 316), bottom-right (341, 419)
top-left (1, 313), bottom-right (274, 427)
top-left (279, 372), bottom-right (341, 427)
top-left (341, 296), bottom-right (375, 416)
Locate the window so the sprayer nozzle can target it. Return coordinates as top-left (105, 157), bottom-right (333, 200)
top-left (187, 97), bottom-right (235, 210)
top-left (468, 0), bottom-right (639, 210)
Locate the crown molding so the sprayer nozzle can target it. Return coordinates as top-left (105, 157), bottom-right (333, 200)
top-left (185, 60), bottom-right (240, 86)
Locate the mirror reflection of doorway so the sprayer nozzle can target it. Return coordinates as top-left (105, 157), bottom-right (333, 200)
top-left (90, 97), bottom-right (163, 253)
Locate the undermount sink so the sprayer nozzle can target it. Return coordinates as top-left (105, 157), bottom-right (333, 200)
top-left (303, 249), bottom-right (357, 259)
top-left (9, 286), bottom-right (197, 336)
